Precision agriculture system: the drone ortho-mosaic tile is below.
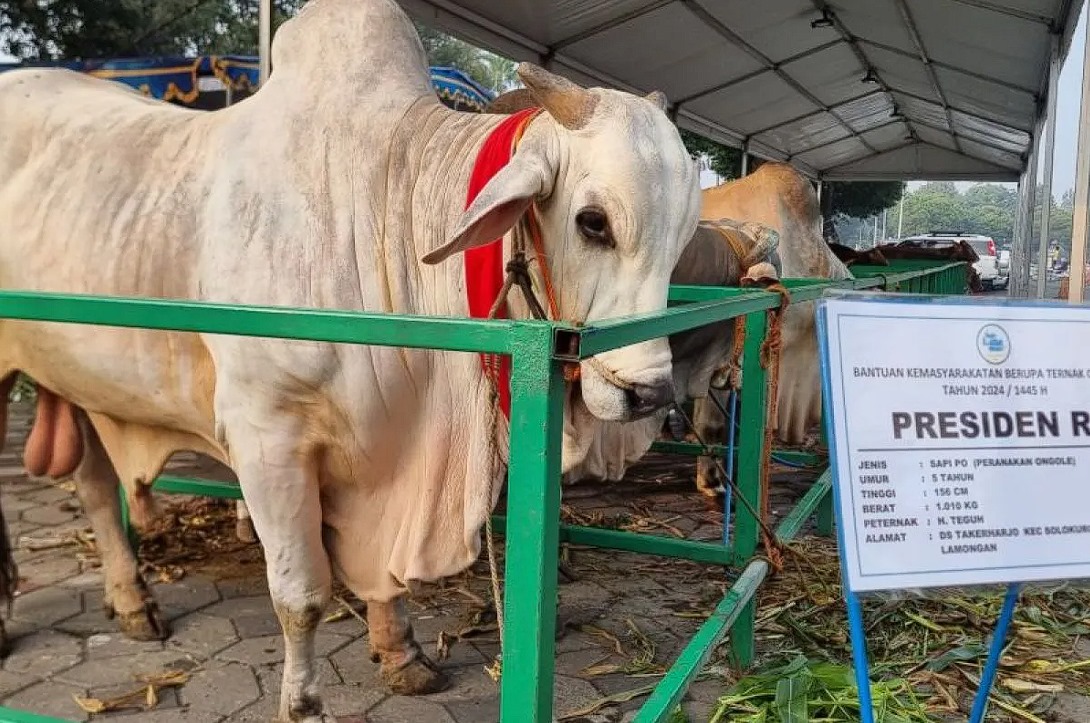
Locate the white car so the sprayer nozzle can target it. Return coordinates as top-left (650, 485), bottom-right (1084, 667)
top-left (996, 248), bottom-right (1010, 289)
top-left (899, 232), bottom-right (1004, 291)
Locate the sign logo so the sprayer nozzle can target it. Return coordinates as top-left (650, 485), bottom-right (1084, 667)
top-left (977, 324), bottom-right (1010, 364)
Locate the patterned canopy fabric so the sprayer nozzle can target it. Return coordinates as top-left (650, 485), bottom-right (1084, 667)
top-left (0, 56), bottom-right (494, 112)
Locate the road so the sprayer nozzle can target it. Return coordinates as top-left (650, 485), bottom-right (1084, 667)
top-left (983, 277), bottom-right (1064, 299)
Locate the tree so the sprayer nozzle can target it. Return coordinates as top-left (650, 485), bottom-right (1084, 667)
top-left (678, 129), bottom-right (905, 228)
top-left (476, 53), bottom-right (518, 94)
top-left (918, 181), bottom-right (958, 196)
top-left (413, 22), bottom-right (516, 93)
top-left (964, 183), bottom-right (1017, 214)
top-left (820, 181), bottom-right (905, 220)
top-left (679, 130), bottom-right (742, 181)
top-left (900, 185), bottom-right (969, 235)
top-left (1060, 188), bottom-right (1075, 212)
top-left (876, 181), bottom-right (1075, 254)
top-left (414, 22), bottom-right (483, 75)
top-left (0, 0), bottom-right (303, 59)
top-left (0, 2), bottom-right (520, 95)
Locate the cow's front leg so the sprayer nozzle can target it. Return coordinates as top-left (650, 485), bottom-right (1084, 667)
top-left (71, 415), bottom-right (168, 640)
top-left (367, 597), bottom-right (449, 695)
top-left (227, 420), bottom-right (334, 723)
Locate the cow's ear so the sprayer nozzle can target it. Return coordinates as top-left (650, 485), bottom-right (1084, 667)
top-left (421, 154), bottom-right (548, 265)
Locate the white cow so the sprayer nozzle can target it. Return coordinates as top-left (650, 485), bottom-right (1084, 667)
top-left (562, 163), bottom-right (850, 501)
top-left (0, 1), bottom-right (701, 719)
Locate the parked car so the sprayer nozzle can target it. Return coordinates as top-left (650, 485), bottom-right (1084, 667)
top-left (898, 232), bottom-right (1004, 290)
top-left (996, 248), bottom-right (1010, 288)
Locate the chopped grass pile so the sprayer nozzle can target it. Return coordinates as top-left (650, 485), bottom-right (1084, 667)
top-left (710, 655), bottom-right (931, 723)
top-left (747, 535), bottom-right (1090, 721)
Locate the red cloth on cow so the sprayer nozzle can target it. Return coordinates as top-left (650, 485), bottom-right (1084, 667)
top-left (463, 107), bottom-right (540, 419)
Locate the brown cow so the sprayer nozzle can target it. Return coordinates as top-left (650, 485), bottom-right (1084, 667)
top-left (871, 239), bottom-right (982, 292)
top-left (827, 242), bottom-right (889, 267)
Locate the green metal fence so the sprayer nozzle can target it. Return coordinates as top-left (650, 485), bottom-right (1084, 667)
top-left (0, 259), bottom-right (968, 723)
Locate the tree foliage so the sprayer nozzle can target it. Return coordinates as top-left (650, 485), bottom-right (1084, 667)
top-left (821, 181), bottom-right (905, 219)
top-left (0, 0), bottom-right (303, 59)
top-left (833, 182), bottom-right (1073, 252)
top-left (412, 21), bottom-right (516, 93)
top-left (679, 129), bottom-right (905, 223)
top-left (679, 129), bottom-right (742, 180)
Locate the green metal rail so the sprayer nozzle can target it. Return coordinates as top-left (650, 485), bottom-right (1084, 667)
top-left (0, 259), bottom-right (969, 723)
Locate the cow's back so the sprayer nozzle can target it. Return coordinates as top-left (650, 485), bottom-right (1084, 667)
top-left (701, 163), bottom-right (849, 444)
top-left (701, 163), bottom-right (849, 281)
top-left (0, 68), bottom-right (221, 436)
top-left (0, 69), bottom-right (212, 296)
top-left (0, 0), bottom-right (438, 436)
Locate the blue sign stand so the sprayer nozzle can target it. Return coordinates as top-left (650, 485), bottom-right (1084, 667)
top-left (969, 583), bottom-right (1021, 722)
top-left (840, 579), bottom-right (1019, 723)
top-left (813, 290), bottom-right (1090, 723)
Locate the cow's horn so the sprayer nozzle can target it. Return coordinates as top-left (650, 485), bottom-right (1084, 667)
top-left (739, 222), bottom-right (781, 269)
top-left (517, 62), bottom-right (598, 131)
top-left (485, 88), bottom-right (538, 115)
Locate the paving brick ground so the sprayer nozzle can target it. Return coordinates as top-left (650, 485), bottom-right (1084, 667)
top-left (0, 400), bottom-right (819, 722)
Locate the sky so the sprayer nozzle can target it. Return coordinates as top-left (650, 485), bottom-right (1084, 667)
top-left (1041, 1), bottom-right (1087, 198)
top-left (4, 4), bottom-right (1088, 200)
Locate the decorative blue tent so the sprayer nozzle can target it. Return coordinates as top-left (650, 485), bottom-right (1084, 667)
top-left (0, 55), bottom-right (495, 112)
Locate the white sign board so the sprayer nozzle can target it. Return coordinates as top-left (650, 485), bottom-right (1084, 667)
top-left (819, 294), bottom-right (1090, 592)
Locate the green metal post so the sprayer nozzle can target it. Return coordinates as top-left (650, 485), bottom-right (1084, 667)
top-left (0, 708), bottom-right (73, 723)
top-left (632, 559), bottom-right (769, 723)
top-left (730, 309), bottom-right (770, 669)
top-left (776, 470), bottom-right (833, 543)
top-left (498, 325), bottom-right (566, 723)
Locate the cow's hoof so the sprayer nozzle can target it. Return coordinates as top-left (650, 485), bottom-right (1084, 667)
top-left (276, 712), bottom-right (336, 723)
top-left (278, 694), bottom-right (337, 722)
top-left (235, 517), bottom-right (258, 544)
top-left (116, 602), bottom-right (170, 641)
top-left (381, 652), bottom-right (450, 696)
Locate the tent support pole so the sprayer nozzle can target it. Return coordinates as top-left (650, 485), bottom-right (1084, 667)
top-left (1036, 36), bottom-right (1060, 299)
top-left (897, 194), bottom-right (905, 239)
top-left (260, 0), bottom-right (272, 85)
top-left (1011, 124), bottom-right (1039, 299)
top-left (1069, 15), bottom-right (1090, 303)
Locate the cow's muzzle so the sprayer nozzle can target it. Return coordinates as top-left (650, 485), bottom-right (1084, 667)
top-left (579, 355), bottom-right (675, 422)
top-left (623, 381), bottom-right (676, 418)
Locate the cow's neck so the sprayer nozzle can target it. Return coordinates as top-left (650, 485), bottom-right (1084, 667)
top-left (389, 99), bottom-right (548, 321)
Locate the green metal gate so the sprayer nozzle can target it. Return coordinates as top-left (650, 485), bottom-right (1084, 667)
top-left (0, 259), bottom-right (968, 723)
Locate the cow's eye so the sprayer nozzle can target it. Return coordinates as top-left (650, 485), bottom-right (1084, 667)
top-left (575, 207), bottom-right (614, 247)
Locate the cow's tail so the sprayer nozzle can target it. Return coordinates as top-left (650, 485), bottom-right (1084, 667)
top-left (0, 373), bottom-right (20, 654)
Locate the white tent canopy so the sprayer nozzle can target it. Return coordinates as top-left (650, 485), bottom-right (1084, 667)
top-left (396, 0), bottom-right (1084, 182)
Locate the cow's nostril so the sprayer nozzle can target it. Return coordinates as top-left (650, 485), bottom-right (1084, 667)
top-left (624, 382), bottom-right (675, 417)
